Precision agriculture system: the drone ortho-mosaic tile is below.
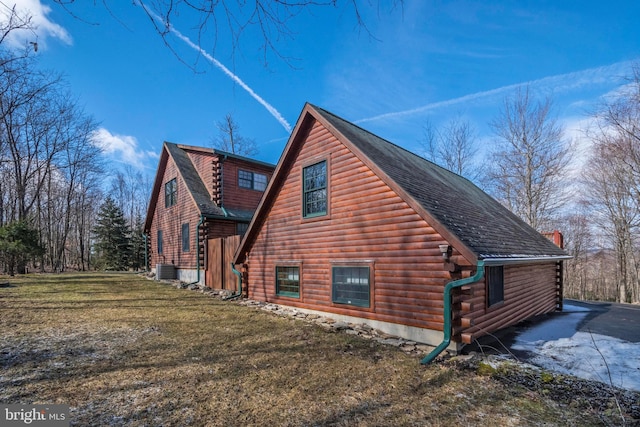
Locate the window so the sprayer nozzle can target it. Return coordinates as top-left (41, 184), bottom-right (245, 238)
top-left (486, 266), bottom-right (504, 307)
top-left (181, 223), bottom-right (189, 252)
top-left (239, 170), bottom-right (267, 191)
top-left (303, 160), bottom-right (327, 217)
top-left (236, 222), bottom-right (249, 235)
top-left (276, 266), bottom-right (300, 298)
top-left (165, 178), bottom-right (177, 207)
top-left (332, 266), bottom-right (370, 307)
top-left (157, 230), bottom-right (163, 254)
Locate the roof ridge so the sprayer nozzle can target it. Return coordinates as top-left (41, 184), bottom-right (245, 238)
top-left (309, 104), bottom-right (475, 185)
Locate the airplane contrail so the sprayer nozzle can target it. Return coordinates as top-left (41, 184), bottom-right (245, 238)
top-left (139, 2), bottom-right (292, 133)
top-left (356, 60), bottom-right (634, 125)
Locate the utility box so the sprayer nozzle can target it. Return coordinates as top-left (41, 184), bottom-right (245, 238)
top-left (156, 264), bottom-right (176, 280)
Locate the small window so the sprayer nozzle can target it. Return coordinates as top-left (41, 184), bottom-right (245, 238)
top-left (236, 222), bottom-right (249, 235)
top-left (254, 173), bottom-right (267, 191)
top-left (165, 178), bottom-right (177, 207)
top-left (276, 266), bottom-right (300, 298)
top-left (303, 160), bottom-right (327, 218)
top-left (157, 230), bottom-right (163, 254)
top-left (332, 266), bottom-right (369, 307)
top-left (181, 223), bottom-right (189, 252)
top-left (486, 266), bottom-right (504, 307)
top-left (239, 170), bottom-right (267, 191)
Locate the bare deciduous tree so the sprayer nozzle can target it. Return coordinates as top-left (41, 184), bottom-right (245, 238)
top-left (420, 116), bottom-right (481, 182)
top-left (583, 137), bottom-right (640, 303)
top-left (583, 64), bottom-right (640, 303)
top-left (212, 113), bottom-right (257, 157)
top-left (51, 1), bottom-right (402, 67)
top-left (486, 86), bottom-right (572, 231)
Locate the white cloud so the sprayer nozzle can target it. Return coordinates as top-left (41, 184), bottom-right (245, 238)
top-left (91, 127), bottom-right (154, 170)
top-left (0, 0), bottom-right (72, 50)
top-left (356, 60), bottom-right (635, 125)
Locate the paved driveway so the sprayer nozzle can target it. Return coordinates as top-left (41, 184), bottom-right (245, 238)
top-left (467, 299), bottom-right (640, 357)
top-left (465, 299), bottom-right (640, 392)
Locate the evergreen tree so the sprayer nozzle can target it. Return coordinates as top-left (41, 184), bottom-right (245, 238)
top-left (0, 220), bottom-right (44, 276)
top-left (129, 214), bottom-right (146, 271)
top-left (92, 197), bottom-right (131, 271)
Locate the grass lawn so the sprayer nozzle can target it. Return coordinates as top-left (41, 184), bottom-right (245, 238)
top-left (0, 272), bottom-right (632, 426)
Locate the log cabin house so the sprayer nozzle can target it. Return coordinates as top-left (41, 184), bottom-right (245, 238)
top-left (144, 142), bottom-right (275, 285)
top-left (233, 103), bottom-right (570, 358)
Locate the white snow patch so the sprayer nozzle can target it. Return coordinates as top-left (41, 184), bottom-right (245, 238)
top-left (515, 331), bottom-right (640, 392)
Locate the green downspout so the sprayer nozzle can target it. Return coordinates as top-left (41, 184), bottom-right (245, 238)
top-left (421, 260), bottom-right (485, 365)
top-left (187, 215), bottom-right (206, 285)
top-left (223, 262), bottom-right (243, 300)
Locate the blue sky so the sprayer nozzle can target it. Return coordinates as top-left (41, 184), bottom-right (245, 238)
top-left (3, 1), bottom-right (640, 179)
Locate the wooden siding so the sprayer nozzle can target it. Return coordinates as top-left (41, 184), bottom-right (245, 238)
top-left (205, 235), bottom-right (242, 289)
top-left (221, 158), bottom-right (274, 211)
top-left (458, 262), bottom-right (558, 343)
top-left (147, 155), bottom-right (201, 269)
top-left (246, 119), bottom-right (467, 332)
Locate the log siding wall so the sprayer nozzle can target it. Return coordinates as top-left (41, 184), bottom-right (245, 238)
top-left (221, 159), bottom-right (274, 211)
top-left (148, 157), bottom-right (201, 269)
top-left (246, 120), bottom-right (462, 332)
top-left (244, 119), bottom-right (561, 345)
top-left (148, 148), bottom-right (273, 272)
top-left (458, 262), bottom-right (558, 343)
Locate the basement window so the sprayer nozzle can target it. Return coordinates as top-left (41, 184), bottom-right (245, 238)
top-left (275, 265), bottom-right (300, 298)
top-left (332, 266), bottom-right (370, 308)
top-left (486, 266), bottom-right (504, 307)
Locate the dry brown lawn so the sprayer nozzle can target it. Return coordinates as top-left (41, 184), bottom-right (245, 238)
top-left (0, 272), bottom-right (632, 426)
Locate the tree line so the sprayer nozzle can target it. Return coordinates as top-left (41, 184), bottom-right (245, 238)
top-left (0, 14), bottom-right (149, 275)
top-left (2, 5), bottom-right (640, 304)
top-left (423, 66), bottom-right (640, 304)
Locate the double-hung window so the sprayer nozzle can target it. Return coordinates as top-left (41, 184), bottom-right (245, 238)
top-left (486, 266), bottom-right (504, 307)
top-left (302, 160), bottom-right (327, 218)
top-left (332, 266), bottom-right (370, 308)
top-left (165, 178), bottom-right (177, 207)
top-left (181, 223), bottom-right (189, 252)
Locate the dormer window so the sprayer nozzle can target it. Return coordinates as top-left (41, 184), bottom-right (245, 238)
top-left (239, 170), bottom-right (267, 191)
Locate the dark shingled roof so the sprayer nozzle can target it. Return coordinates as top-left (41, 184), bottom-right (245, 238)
top-left (311, 105), bottom-right (567, 260)
top-left (164, 143), bottom-right (254, 221)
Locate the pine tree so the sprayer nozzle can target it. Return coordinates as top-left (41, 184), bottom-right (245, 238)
top-left (92, 197), bottom-right (131, 271)
top-left (0, 220), bottom-right (44, 275)
top-left (129, 214), bottom-right (146, 271)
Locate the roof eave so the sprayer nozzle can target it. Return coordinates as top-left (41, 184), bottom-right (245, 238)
top-left (481, 255), bottom-right (572, 266)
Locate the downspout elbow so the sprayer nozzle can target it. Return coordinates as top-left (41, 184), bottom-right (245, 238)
top-left (421, 260), bottom-right (485, 365)
top-left (224, 262), bottom-right (243, 300)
